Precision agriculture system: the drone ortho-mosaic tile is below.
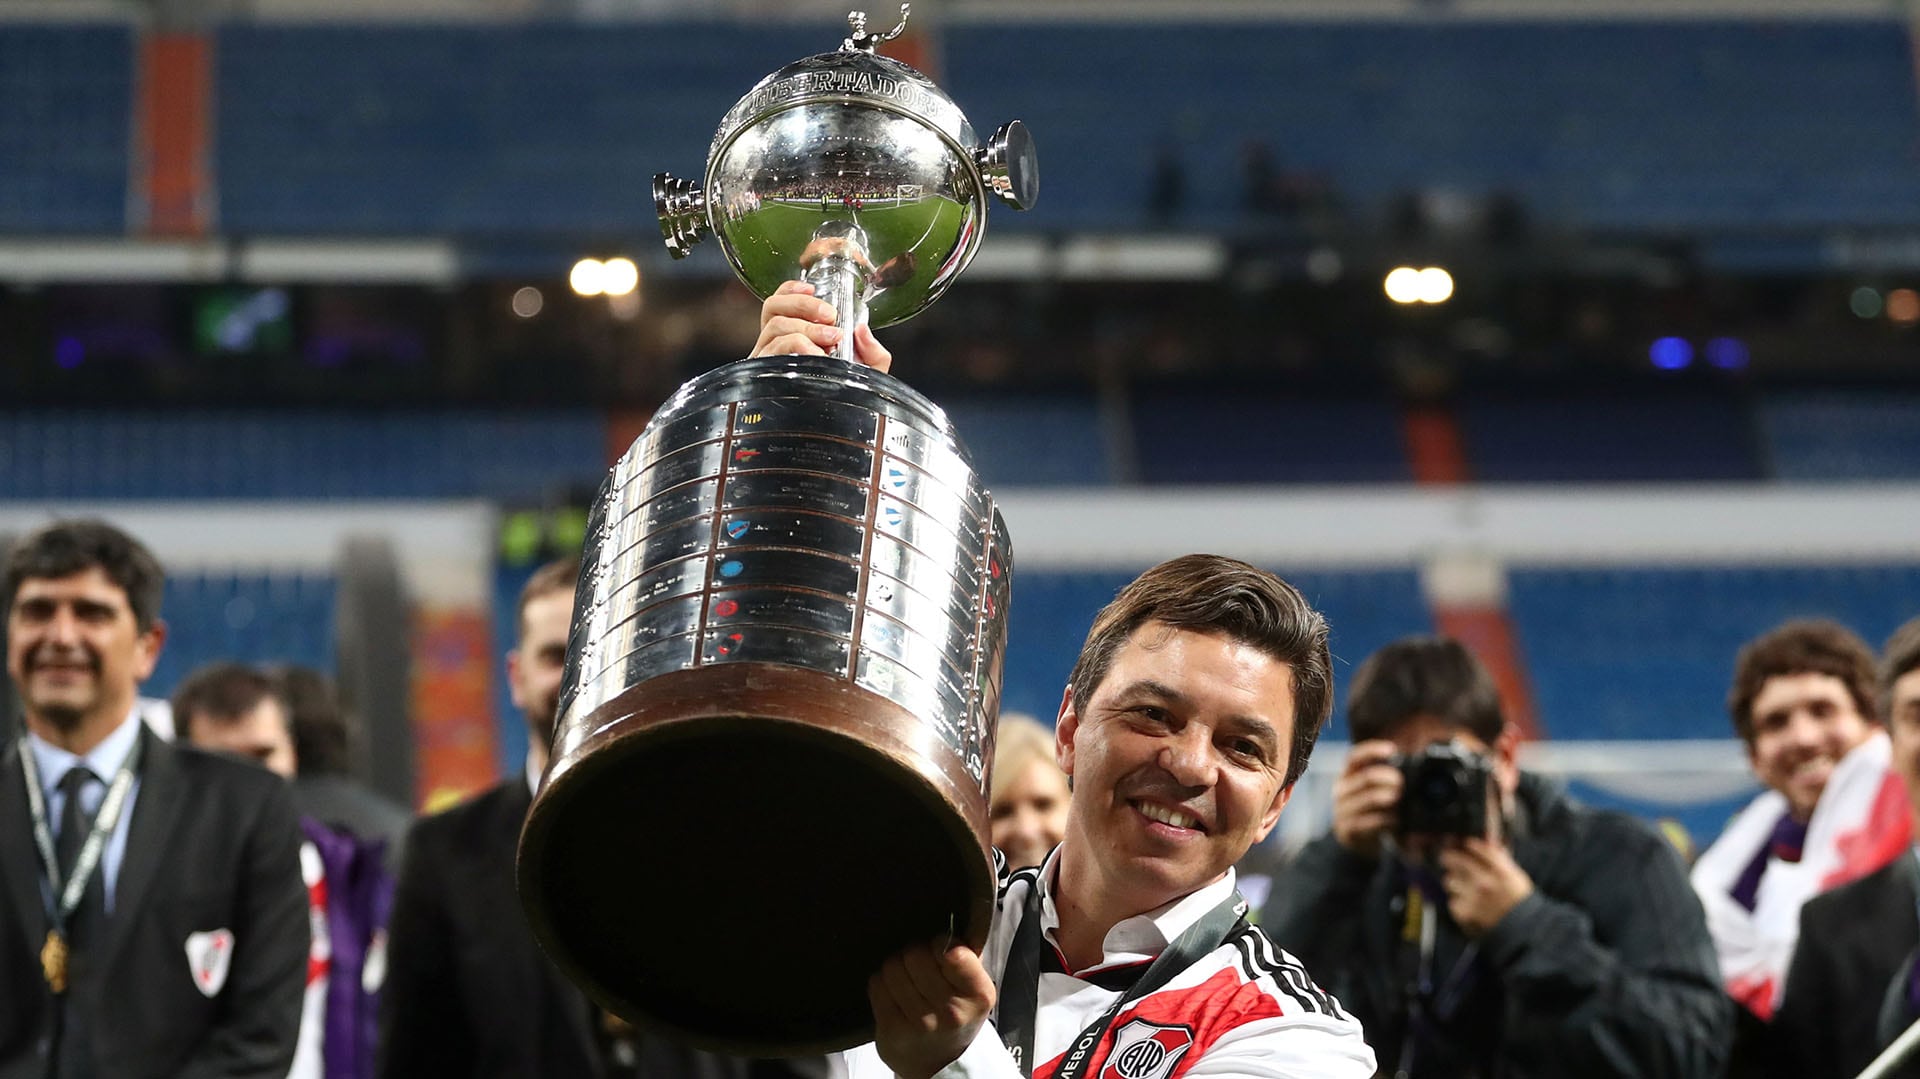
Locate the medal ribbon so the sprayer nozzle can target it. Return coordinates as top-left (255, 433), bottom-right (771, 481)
top-left (995, 877), bottom-right (1247, 1079)
top-left (18, 734), bottom-right (145, 943)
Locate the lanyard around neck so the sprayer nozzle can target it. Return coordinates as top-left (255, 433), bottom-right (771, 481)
top-left (18, 733), bottom-right (145, 930)
top-left (995, 876), bottom-right (1247, 1079)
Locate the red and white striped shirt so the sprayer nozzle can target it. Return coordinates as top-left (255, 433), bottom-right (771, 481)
top-left (838, 851), bottom-right (1374, 1079)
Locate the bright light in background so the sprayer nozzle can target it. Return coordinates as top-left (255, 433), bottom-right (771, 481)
top-left (600, 257), bottom-right (639, 297)
top-left (1850, 286), bottom-right (1883, 319)
top-left (1650, 336), bottom-right (1693, 370)
top-left (1888, 288), bottom-right (1920, 325)
top-left (1415, 267), bottom-right (1454, 303)
top-left (511, 286), bottom-right (544, 318)
top-left (1384, 266), bottom-right (1453, 305)
top-left (570, 258), bottom-right (606, 296)
top-left (1384, 267), bottom-right (1423, 304)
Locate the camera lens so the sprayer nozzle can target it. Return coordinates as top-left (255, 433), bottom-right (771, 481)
top-left (1420, 773), bottom-right (1458, 802)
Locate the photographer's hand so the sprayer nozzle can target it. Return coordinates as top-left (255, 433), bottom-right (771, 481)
top-left (1331, 740), bottom-right (1403, 859)
top-left (1438, 837), bottom-right (1534, 937)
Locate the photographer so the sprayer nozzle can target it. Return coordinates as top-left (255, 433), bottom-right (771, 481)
top-left (1264, 636), bottom-right (1730, 1079)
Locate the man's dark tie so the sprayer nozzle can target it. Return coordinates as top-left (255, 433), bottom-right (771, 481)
top-left (54, 767), bottom-right (106, 948)
top-left (52, 766), bottom-right (103, 1079)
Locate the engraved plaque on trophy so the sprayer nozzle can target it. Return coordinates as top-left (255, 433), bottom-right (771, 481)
top-left (517, 7), bottom-right (1035, 1055)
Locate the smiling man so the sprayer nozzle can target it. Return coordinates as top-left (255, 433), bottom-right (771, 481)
top-left (0, 519), bottom-right (308, 1079)
top-left (836, 554), bottom-right (1373, 1079)
top-left (1691, 619), bottom-right (1913, 1025)
top-left (1768, 615), bottom-right (1920, 1079)
top-left (753, 291), bottom-right (1369, 1079)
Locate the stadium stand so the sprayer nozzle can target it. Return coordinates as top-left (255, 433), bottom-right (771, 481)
top-left (1508, 563), bottom-right (1920, 742)
top-left (0, 411), bottom-right (607, 499)
top-left (147, 571), bottom-right (339, 699)
top-left (1760, 391), bottom-right (1920, 481)
top-left (940, 394), bottom-right (1115, 488)
top-left (1131, 389), bottom-right (1413, 485)
top-left (1457, 389), bottom-right (1765, 482)
top-left (0, 25), bottom-right (132, 233)
top-left (192, 18), bottom-right (1920, 237)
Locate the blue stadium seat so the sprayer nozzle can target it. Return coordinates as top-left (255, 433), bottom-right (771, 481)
top-left (0, 26), bottom-right (131, 233)
top-left (940, 394), bottom-right (1113, 487)
top-left (217, 23), bottom-right (802, 234)
top-left (1459, 392), bottom-right (1762, 482)
top-left (147, 572), bottom-right (338, 702)
top-left (1131, 391), bottom-right (1411, 485)
top-left (1509, 563), bottom-right (1920, 741)
top-left (1761, 392), bottom-right (1920, 480)
top-left (0, 411), bottom-right (608, 499)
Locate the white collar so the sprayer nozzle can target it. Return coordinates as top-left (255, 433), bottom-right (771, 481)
top-left (26, 708), bottom-right (143, 794)
top-left (1035, 845), bottom-right (1240, 975)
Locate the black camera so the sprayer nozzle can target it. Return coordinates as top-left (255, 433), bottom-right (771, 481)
top-left (1394, 741), bottom-right (1493, 838)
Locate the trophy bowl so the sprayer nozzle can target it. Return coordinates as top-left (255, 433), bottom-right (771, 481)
top-left (517, 8), bottom-right (1034, 1056)
top-left (654, 5), bottom-right (1036, 337)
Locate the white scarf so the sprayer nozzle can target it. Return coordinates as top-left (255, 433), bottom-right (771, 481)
top-left (1691, 729), bottom-right (1912, 1018)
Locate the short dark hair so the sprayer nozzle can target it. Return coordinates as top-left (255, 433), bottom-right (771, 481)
top-left (5, 519), bottom-right (165, 631)
top-left (1882, 616), bottom-right (1920, 718)
top-left (1066, 554), bottom-right (1332, 788)
top-left (172, 662), bottom-right (281, 742)
top-left (1728, 619), bottom-right (1879, 743)
top-left (1347, 636), bottom-right (1505, 745)
top-left (269, 664), bottom-right (354, 776)
top-left (516, 558), bottom-right (580, 643)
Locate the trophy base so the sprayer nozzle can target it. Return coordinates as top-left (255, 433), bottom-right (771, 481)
top-left (517, 663), bottom-right (995, 1057)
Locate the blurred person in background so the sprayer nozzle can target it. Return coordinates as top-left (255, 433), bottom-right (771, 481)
top-left (0, 519), bottom-right (308, 1078)
top-left (1266, 636), bottom-right (1729, 1079)
top-left (1769, 616), bottom-right (1920, 1079)
top-left (272, 663), bottom-right (411, 874)
top-left (176, 661), bottom-right (391, 1079)
top-left (1691, 619), bottom-right (1911, 1026)
top-left (379, 558), bottom-right (821, 1078)
top-left (987, 713), bottom-right (1070, 872)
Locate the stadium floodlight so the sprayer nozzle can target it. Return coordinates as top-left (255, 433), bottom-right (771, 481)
top-left (1384, 266), bottom-right (1423, 304)
top-left (600, 258), bottom-right (640, 297)
top-left (570, 258), bottom-right (607, 296)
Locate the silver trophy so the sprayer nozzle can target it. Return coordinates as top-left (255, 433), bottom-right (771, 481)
top-left (655, 4), bottom-right (1036, 348)
top-left (517, 8), bottom-right (1035, 1056)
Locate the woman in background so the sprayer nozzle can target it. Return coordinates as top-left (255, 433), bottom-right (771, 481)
top-left (988, 713), bottom-right (1071, 871)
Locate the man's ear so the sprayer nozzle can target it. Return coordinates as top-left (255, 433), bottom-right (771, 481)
top-left (505, 649), bottom-right (525, 709)
top-left (131, 619), bottom-right (167, 682)
top-left (1253, 782), bottom-right (1293, 844)
top-left (1054, 685), bottom-right (1078, 777)
top-left (1493, 722), bottom-right (1523, 799)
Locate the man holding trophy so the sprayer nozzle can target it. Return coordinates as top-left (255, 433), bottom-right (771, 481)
top-left (752, 291), bottom-right (1372, 1079)
top-left (515, 10), bottom-right (1369, 1078)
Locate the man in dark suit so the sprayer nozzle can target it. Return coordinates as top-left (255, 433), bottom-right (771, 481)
top-left (0, 519), bottom-right (309, 1078)
top-left (1772, 615), bottom-right (1920, 1079)
top-left (379, 559), bottom-right (819, 1079)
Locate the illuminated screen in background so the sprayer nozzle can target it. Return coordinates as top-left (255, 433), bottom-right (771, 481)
top-left (193, 287), bottom-right (295, 357)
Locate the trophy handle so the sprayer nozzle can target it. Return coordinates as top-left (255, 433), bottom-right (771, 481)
top-left (978, 121), bottom-right (1039, 212)
top-left (654, 173), bottom-right (709, 259)
top-left (799, 221), bottom-right (874, 363)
